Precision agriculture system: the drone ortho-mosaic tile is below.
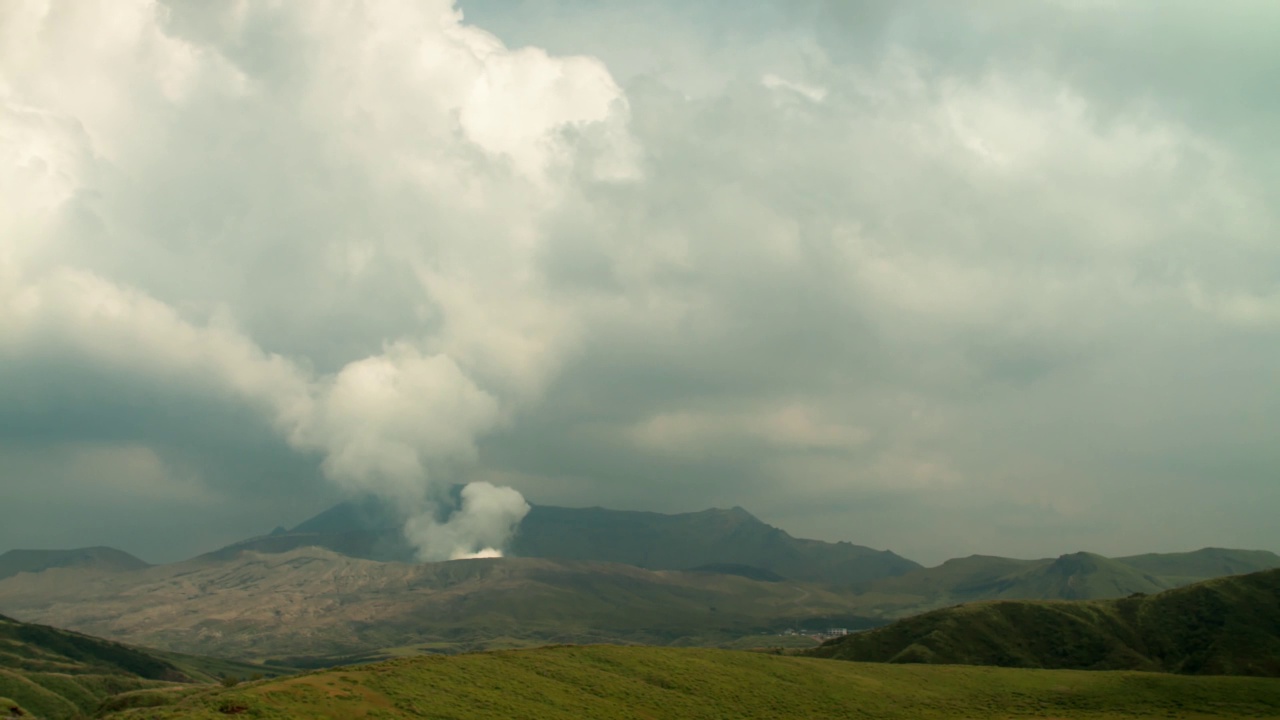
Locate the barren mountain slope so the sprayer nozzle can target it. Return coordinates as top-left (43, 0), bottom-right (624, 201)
top-left (0, 548), bottom-right (875, 663)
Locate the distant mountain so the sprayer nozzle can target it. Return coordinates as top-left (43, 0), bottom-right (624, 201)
top-left (0, 547), bottom-right (149, 581)
top-left (1116, 548), bottom-right (1280, 585)
top-left (511, 505), bottom-right (919, 586)
top-left (986, 552), bottom-right (1169, 600)
top-left (199, 497), bottom-right (439, 562)
top-left (206, 498), bottom-right (921, 586)
top-left (0, 613), bottom-right (281, 720)
top-left (0, 548), bottom-right (880, 664)
top-left (809, 569), bottom-right (1280, 677)
top-left (864, 555), bottom-right (1042, 600)
top-left (862, 549), bottom-right (1280, 614)
top-left (205, 500), bottom-right (1278, 599)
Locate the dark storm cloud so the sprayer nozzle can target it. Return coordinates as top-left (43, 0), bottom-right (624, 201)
top-left (2, 0), bottom-right (1277, 564)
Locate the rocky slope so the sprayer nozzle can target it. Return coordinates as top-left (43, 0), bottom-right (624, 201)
top-left (0, 548), bottom-right (878, 663)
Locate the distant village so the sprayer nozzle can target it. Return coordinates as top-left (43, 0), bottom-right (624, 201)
top-left (781, 627), bottom-right (850, 641)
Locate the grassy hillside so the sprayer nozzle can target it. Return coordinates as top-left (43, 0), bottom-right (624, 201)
top-left (0, 549), bottom-right (881, 663)
top-left (0, 697), bottom-right (28, 717)
top-left (992, 552), bottom-right (1169, 600)
top-left (0, 547), bottom-right (148, 581)
top-left (810, 568), bottom-right (1280, 676)
top-left (0, 669), bottom-right (165, 720)
top-left (0, 613), bottom-right (286, 719)
top-left (869, 555), bottom-right (1041, 594)
top-left (98, 645), bottom-right (1280, 719)
top-left (0, 613), bottom-right (186, 680)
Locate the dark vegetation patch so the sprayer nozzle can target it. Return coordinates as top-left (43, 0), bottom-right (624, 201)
top-left (810, 568), bottom-right (1280, 676)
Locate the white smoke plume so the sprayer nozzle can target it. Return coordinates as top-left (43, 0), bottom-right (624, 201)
top-left (292, 346), bottom-right (531, 560)
top-left (404, 482), bottom-right (530, 561)
top-left (0, 0), bottom-right (635, 559)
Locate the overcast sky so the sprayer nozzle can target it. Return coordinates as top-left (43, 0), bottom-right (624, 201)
top-left (2, 0), bottom-right (1277, 566)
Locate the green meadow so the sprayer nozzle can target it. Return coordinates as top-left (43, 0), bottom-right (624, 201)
top-left (101, 645), bottom-right (1280, 719)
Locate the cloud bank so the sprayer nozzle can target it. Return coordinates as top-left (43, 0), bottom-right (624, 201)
top-left (1, 0), bottom-right (635, 560)
top-left (2, 0), bottom-right (1277, 563)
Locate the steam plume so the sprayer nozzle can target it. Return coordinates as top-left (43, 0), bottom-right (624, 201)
top-left (0, 0), bottom-right (634, 561)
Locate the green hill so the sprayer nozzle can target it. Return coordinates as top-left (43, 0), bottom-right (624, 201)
top-left (0, 613), bottom-right (285, 719)
top-left (865, 554), bottom-right (1046, 602)
top-left (991, 552), bottom-right (1169, 600)
top-left (0, 547), bottom-right (149, 581)
top-left (1, 612), bottom-right (186, 680)
top-left (210, 499), bottom-right (920, 586)
top-left (96, 645), bottom-right (1280, 719)
top-left (0, 697), bottom-right (28, 718)
top-left (809, 568), bottom-right (1280, 676)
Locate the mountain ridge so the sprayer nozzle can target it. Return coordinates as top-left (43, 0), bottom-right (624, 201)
top-left (1116, 547), bottom-right (1280, 583)
top-left (809, 568), bottom-right (1280, 676)
top-left (860, 547), bottom-right (1280, 615)
top-left (0, 547), bottom-right (149, 582)
top-left (205, 498), bottom-right (922, 587)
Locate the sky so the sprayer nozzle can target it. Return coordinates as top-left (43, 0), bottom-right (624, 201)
top-left (1, 0), bottom-right (1277, 566)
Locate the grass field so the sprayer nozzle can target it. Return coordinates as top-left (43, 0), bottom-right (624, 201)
top-left (719, 633), bottom-right (820, 650)
top-left (100, 645), bottom-right (1280, 719)
top-left (0, 696), bottom-right (27, 716)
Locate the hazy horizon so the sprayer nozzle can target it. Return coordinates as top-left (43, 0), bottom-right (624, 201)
top-left (3, 0), bottom-right (1278, 567)
top-left (4, 492), bottom-right (1274, 569)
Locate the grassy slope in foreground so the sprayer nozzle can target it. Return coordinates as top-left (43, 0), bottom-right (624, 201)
top-left (0, 613), bottom-right (283, 683)
top-left (810, 568), bottom-right (1280, 676)
top-left (0, 613), bottom-right (285, 720)
top-left (100, 645), bottom-right (1280, 720)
